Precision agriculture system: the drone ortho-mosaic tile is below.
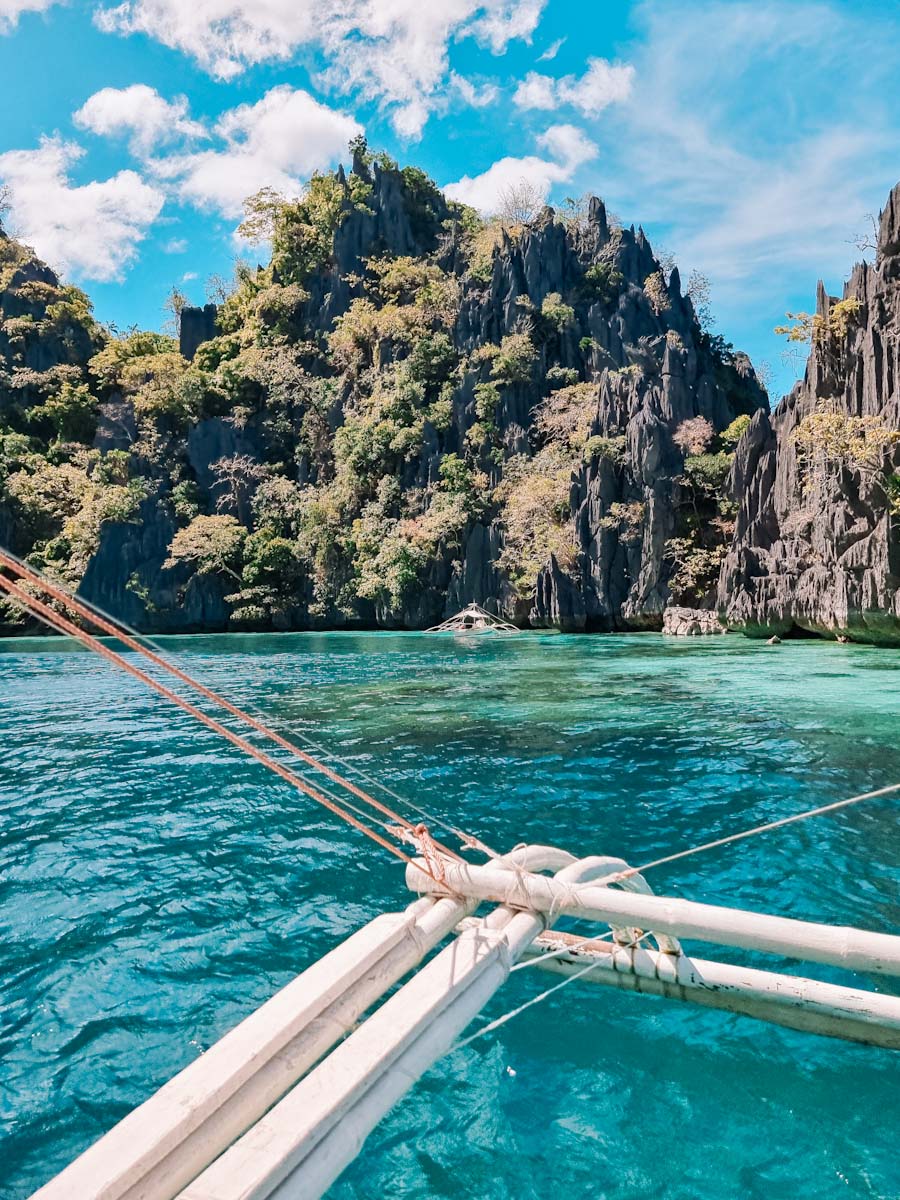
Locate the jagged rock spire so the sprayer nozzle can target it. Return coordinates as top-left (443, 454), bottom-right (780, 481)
top-left (719, 176), bottom-right (900, 644)
top-left (878, 181), bottom-right (900, 260)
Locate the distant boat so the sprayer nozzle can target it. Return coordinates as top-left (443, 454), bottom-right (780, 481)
top-left (426, 602), bottom-right (520, 635)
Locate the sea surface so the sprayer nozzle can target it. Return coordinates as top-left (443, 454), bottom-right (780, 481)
top-left (1, 630), bottom-right (899, 1199)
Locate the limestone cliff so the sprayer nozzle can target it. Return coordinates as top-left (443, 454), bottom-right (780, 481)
top-left (718, 183), bottom-right (900, 644)
top-left (0, 228), bottom-right (102, 576)
top-left (0, 150), bottom-right (765, 633)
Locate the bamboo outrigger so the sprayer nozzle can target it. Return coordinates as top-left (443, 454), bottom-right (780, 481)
top-left (31, 844), bottom-right (900, 1200)
top-left (426, 602), bottom-right (520, 634)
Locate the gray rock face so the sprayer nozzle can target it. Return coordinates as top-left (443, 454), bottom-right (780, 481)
top-left (422, 218), bottom-right (765, 631)
top-left (718, 182), bottom-right (900, 644)
top-left (531, 554), bottom-right (587, 631)
top-left (179, 304), bottom-right (219, 361)
top-left (91, 174), bottom-right (764, 632)
top-left (663, 606), bottom-right (727, 636)
top-left (78, 499), bottom-right (232, 633)
top-left (0, 499), bottom-right (14, 553)
top-left (0, 229), bottom-right (97, 417)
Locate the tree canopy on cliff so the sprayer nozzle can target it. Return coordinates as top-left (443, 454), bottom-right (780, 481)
top-left (0, 141), bottom-right (769, 634)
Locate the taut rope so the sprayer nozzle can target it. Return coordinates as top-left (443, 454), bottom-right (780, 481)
top-left (603, 782), bottom-right (900, 885)
top-left (0, 548), bottom-right (498, 861)
top-left (0, 570), bottom-right (427, 869)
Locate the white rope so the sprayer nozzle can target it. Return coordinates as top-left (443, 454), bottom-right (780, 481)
top-left (454, 780), bottom-right (900, 1049)
top-left (511, 944), bottom-right (590, 972)
top-left (510, 947), bottom-right (570, 972)
top-left (606, 781), bottom-right (900, 885)
top-left (455, 958), bottom-right (603, 1049)
top-left (240, 661), bottom-right (502, 855)
top-left (509, 928), bottom-right (627, 972)
top-left (458, 931), bottom-right (654, 1047)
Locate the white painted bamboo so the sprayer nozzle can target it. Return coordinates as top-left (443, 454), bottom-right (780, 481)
top-left (30, 896), bottom-right (471, 1200)
top-left (30, 844), bottom-right (561, 1200)
top-left (264, 935), bottom-right (522, 1200)
top-left (178, 908), bottom-right (545, 1200)
top-left (406, 858), bottom-right (900, 976)
top-left (552, 854), bottom-right (680, 953)
top-left (517, 933), bottom-right (900, 1049)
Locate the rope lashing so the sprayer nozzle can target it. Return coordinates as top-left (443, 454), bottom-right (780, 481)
top-left (388, 823), bottom-right (451, 886)
top-left (456, 927), bottom-right (661, 1049)
top-left (454, 958), bottom-right (604, 1049)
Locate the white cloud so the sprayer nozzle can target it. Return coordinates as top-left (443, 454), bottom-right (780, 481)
top-left (513, 57), bottom-right (635, 115)
top-left (466, 0), bottom-right (545, 53)
top-left (444, 122), bottom-right (597, 214)
top-left (315, 2), bottom-right (522, 139)
top-left (596, 1), bottom-right (900, 297)
top-left (74, 85), bottom-right (206, 155)
top-left (0, 136), bottom-right (164, 281)
top-left (155, 86), bottom-right (361, 218)
top-left (95, 0), bottom-right (313, 79)
top-left (94, 1), bottom-right (546, 138)
top-left (0, 0), bottom-right (58, 32)
top-left (537, 35), bottom-right (564, 62)
top-left (535, 123), bottom-right (597, 171)
top-left (162, 237), bottom-right (187, 253)
top-left (449, 71), bottom-right (499, 109)
top-left (561, 58), bottom-right (636, 115)
top-left (512, 71), bottom-right (557, 110)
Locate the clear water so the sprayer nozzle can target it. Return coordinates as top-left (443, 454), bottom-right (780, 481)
top-left (1, 631), bottom-right (899, 1200)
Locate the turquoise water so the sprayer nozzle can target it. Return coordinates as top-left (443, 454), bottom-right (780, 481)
top-left (1, 631), bottom-right (899, 1199)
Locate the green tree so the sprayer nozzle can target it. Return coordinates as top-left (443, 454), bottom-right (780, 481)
top-left (583, 263), bottom-right (624, 305)
top-left (29, 382), bottom-right (97, 444)
top-left (721, 414), bottom-right (751, 449)
top-left (238, 186), bottom-right (288, 245)
top-left (491, 333), bottom-right (538, 384)
top-left (165, 515), bottom-right (247, 582)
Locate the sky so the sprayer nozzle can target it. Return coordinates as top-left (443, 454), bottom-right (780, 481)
top-left (1, 0), bottom-right (898, 399)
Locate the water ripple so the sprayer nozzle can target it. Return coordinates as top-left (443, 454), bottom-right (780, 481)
top-left (1, 632), bottom-right (898, 1198)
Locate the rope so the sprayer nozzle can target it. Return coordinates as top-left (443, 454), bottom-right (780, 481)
top-left (0, 551), bottom-right (465, 864)
top-left (0, 571), bottom-right (425, 870)
top-left (455, 959), bottom-right (604, 1049)
top-left (457, 780), bottom-right (900, 1048)
top-left (235, 658), bottom-right (503, 859)
top-left (509, 939), bottom-right (610, 973)
top-left (457, 929), bottom-right (655, 1049)
top-left (7, 548), bottom-right (897, 895)
top-left (0, 549), bottom-right (497, 861)
top-left (602, 781), bottom-right (900, 885)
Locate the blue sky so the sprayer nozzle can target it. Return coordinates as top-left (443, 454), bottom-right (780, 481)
top-left (1, 0), bottom-right (898, 398)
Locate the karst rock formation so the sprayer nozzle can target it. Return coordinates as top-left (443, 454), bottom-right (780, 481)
top-left (719, 183), bottom-right (900, 644)
top-left (2, 153), bottom-right (898, 640)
